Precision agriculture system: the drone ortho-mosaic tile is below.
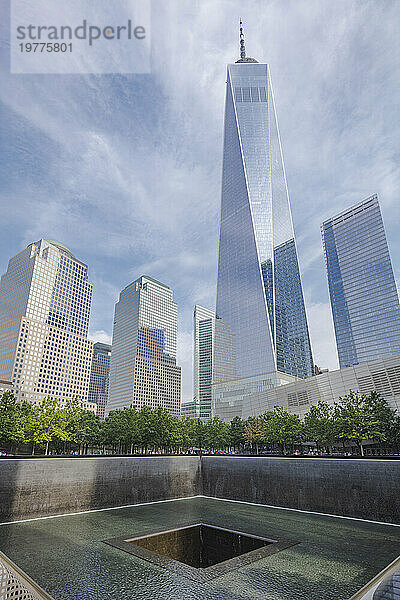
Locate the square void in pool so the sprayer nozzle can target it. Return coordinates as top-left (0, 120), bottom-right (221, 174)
top-left (104, 523), bottom-right (297, 582)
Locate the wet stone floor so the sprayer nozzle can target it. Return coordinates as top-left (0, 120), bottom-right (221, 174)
top-left (0, 497), bottom-right (399, 600)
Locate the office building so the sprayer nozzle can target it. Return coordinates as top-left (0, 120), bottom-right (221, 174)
top-left (88, 342), bottom-right (111, 420)
top-left (193, 305), bottom-right (215, 421)
top-left (213, 23), bottom-right (313, 419)
top-left (180, 400), bottom-right (197, 419)
top-left (322, 195), bottom-right (400, 368)
top-left (0, 240), bottom-right (93, 406)
top-left (247, 354), bottom-right (400, 420)
top-left (107, 276), bottom-right (181, 415)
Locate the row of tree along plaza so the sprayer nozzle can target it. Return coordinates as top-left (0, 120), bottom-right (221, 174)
top-left (0, 391), bottom-right (400, 457)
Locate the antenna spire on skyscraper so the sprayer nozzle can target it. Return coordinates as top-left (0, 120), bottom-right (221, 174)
top-left (236, 20), bottom-right (258, 63)
top-left (239, 18), bottom-right (246, 60)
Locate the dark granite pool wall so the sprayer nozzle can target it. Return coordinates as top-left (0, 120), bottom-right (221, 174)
top-left (201, 457), bottom-right (400, 523)
top-left (0, 456), bottom-right (202, 522)
top-left (1, 456), bottom-right (399, 524)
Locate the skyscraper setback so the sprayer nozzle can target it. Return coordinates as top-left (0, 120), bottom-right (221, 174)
top-left (0, 240), bottom-right (93, 406)
top-left (213, 24), bottom-right (313, 418)
top-left (322, 195), bottom-right (400, 368)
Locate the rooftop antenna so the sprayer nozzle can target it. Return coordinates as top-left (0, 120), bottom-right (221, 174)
top-left (239, 18), bottom-right (246, 60)
top-left (236, 19), bottom-right (258, 63)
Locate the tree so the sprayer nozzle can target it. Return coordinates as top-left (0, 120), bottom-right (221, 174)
top-left (169, 415), bottom-right (185, 453)
top-left (70, 410), bottom-right (100, 454)
top-left (176, 416), bottom-right (192, 452)
top-left (244, 417), bottom-right (265, 454)
top-left (124, 407), bottom-right (141, 453)
top-left (152, 407), bottom-right (174, 452)
top-left (229, 416), bottom-right (245, 451)
top-left (65, 398), bottom-right (85, 453)
top-left (386, 414), bottom-right (400, 450)
top-left (0, 392), bottom-right (21, 449)
top-left (364, 391), bottom-right (396, 443)
top-left (304, 401), bottom-right (336, 451)
top-left (101, 408), bottom-right (139, 453)
top-left (334, 391), bottom-right (384, 456)
top-left (204, 416), bottom-right (229, 451)
top-left (0, 392), bottom-right (33, 451)
top-left (0, 392), bottom-right (18, 448)
top-left (101, 409), bottom-right (121, 451)
top-left (27, 398), bottom-right (69, 455)
top-left (137, 406), bottom-right (157, 453)
top-left (264, 407), bottom-right (303, 454)
top-left (188, 419), bottom-right (206, 454)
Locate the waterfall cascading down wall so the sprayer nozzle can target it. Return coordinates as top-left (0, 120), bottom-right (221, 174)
top-left (0, 456), bottom-right (202, 522)
top-left (201, 457), bottom-right (400, 523)
top-left (0, 456), bottom-right (399, 524)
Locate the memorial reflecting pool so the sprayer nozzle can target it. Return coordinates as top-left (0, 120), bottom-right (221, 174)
top-left (0, 497), bottom-right (399, 600)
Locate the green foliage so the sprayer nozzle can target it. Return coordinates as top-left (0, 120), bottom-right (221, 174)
top-left (204, 417), bottom-right (229, 450)
top-left (229, 416), bottom-right (245, 448)
top-left (244, 416), bottom-right (265, 453)
top-left (137, 406), bottom-right (157, 450)
top-left (333, 391), bottom-right (386, 455)
top-left (0, 388), bottom-right (398, 456)
top-left (386, 415), bottom-right (400, 448)
top-left (179, 416), bottom-right (195, 449)
top-left (188, 418), bottom-right (206, 451)
top-left (263, 407), bottom-right (303, 452)
top-left (27, 398), bottom-right (70, 454)
top-left (303, 401), bottom-right (336, 448)
top-left (71, 410), bottom-right (100, 448)
top-left (65, 398), bottom-right (100, 449)
top-left (0, 392), bottom-right (32, 447)
top-left (364, 391), bottom-right (397, 440)
top-left (101, 407), bottom-right (138, 448)
top-left (152, 406), bottom-right (174, 449)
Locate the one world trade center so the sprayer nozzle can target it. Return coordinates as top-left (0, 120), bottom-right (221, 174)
top-left (213, 22), bottom-right (314, 420)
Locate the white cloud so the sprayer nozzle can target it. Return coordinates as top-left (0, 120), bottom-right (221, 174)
top-left (89, 330), bottom-right (112, 345)
top-left (1, 0), bottom-right (399, 398)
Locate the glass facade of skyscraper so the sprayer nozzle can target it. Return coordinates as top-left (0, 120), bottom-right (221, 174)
top-left (180, 399), bottom-right (197, 419)
top-left (88, 342), bottom-right (111, 420)
top-left (0, 240), bottom-right (93, 406)
top-left (193, 305), bottom-right (215, 421)
top-left (214, 57), bottom-right (313, 419)
top-left (107, 276), bottom-right (181, 416)
top-left (322, 195), bottom-right (400, 368)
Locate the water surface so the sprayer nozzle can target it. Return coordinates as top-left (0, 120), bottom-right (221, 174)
top-left (0, 497), bottom-right (399, 600)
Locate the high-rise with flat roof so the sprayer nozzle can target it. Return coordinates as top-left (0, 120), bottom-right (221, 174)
top-left (193, 305), bottom-right (215, 421)
top-left (107, 276), bottom-right (181, 415)
top-left (0, 240), bottom-right (93, 406)
top-left (88, 342), bottom-right (111, 420)
top-left (213, 23), bottom-right (312, 419)
top-left (322, 194), bottom-right (400, 368)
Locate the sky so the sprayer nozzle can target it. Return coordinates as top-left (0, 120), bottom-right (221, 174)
top-left (1, 0), bottom-right (399, 402)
